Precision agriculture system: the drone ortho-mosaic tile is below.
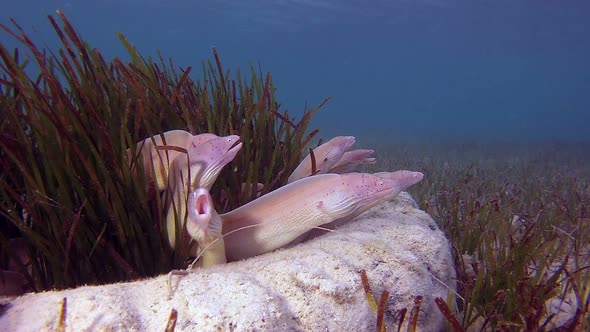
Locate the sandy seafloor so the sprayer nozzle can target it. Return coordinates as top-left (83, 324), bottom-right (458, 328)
top-left (372, 139), bottom-right (590, 203)
top-left (367, 139), bottom-right (590, 176)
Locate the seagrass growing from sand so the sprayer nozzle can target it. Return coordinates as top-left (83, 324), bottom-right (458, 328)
top-left (0, 11), bottom-right (326, 291)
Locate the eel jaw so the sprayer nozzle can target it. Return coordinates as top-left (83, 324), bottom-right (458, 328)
top-left (186, 188), bottom-right (226, 267)
top-left (224, 137), bottom-right (243, 164)
top-left (186, 188), bottom-right (216, 242)
top-left (375, 170), bottom-right (425, 193)
top-left (399, 171), bottom-right (424, 189)
top-left (336, 135), bottom-right (356, 152)
top-left (198, 137), bottom-right (242, 189)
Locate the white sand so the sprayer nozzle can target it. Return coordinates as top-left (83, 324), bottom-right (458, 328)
top-left (0, 192), bottom-right (456, 331)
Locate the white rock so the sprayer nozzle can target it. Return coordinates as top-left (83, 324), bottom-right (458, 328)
top-left (0, 192), bottom-right (456, 331)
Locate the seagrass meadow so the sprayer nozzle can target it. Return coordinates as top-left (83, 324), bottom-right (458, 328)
top-left (1, 12), bottom-right (589, 331)
top-left (375, 140), bottom-right (590, 330)
top-left (0, 12), bottom-right (325, 290)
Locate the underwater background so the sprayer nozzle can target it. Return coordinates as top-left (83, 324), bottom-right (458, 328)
top-left (4, 0), bottom-right (589, 143)
top-left (3, 2), bottom-right (590, 329)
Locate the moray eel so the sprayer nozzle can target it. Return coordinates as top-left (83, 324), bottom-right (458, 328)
top-left (221, 172), bottom-right (398, 261)
top-left (339, 170), bottom-right (424, 222)
top-left (329, 149), bottom-right (376, 174)
top-left (165, 135), bottom-right (242, 250)
top-left (291, 170), bottom-right (425, 245)
top-left (128, 130), bottom-right (218, 191)
top-left (287, 136), bottom-right (356, 183)
top-left (185, 188), bottom-right (226, 268)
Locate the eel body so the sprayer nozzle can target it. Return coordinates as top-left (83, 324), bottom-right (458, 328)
top-left (221, 172), bottom-right (398, 261)
top-left (287, 136), bottom-right (356, 183)
top-left (291, 170), bottom-right (425, 244)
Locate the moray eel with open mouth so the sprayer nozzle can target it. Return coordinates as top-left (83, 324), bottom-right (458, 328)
top-left (164, 134), bottom-right (242, 251)
top-left (185, 188), bottom-right (226, 268)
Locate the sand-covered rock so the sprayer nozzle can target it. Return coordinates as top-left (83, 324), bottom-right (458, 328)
top-left (0, 192), bottom-right (456, 331)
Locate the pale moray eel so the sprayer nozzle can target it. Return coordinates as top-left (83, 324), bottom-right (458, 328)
top-left (287, 136), bottom-right (356, 183)
top-left (221, 172), bottom-right (399, 261)
top-left (165, 135), bottom-right (242, 250)
top-left (185, 188), bottom-right (226, 268)
top-left (291, 170), bottom-right (425, 245)
top-left (340, 170), bottom-right (424, 222)
top-left (329, 149), bottom-right (376, 174)
top-left (128, 130), bottom-right (218, 190)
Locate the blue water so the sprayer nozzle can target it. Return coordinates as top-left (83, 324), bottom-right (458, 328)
top-left (3, 1), bottom-right (590, 142)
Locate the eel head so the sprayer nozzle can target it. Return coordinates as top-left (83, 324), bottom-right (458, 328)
top-left (194, 135), bottom-right (242, 189)
top-left (373, 170), bottom-right (425, 197)
top-left (316, 172), bottom-right (398, 218)
top-left (186, 188), bottom-right (222, 244)
top-left (288, 135), bottom-right (356, 183)
top-left (171, 134), bottom-right (243, 190)
top-left (185, 188), bottom-right (227, 267)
